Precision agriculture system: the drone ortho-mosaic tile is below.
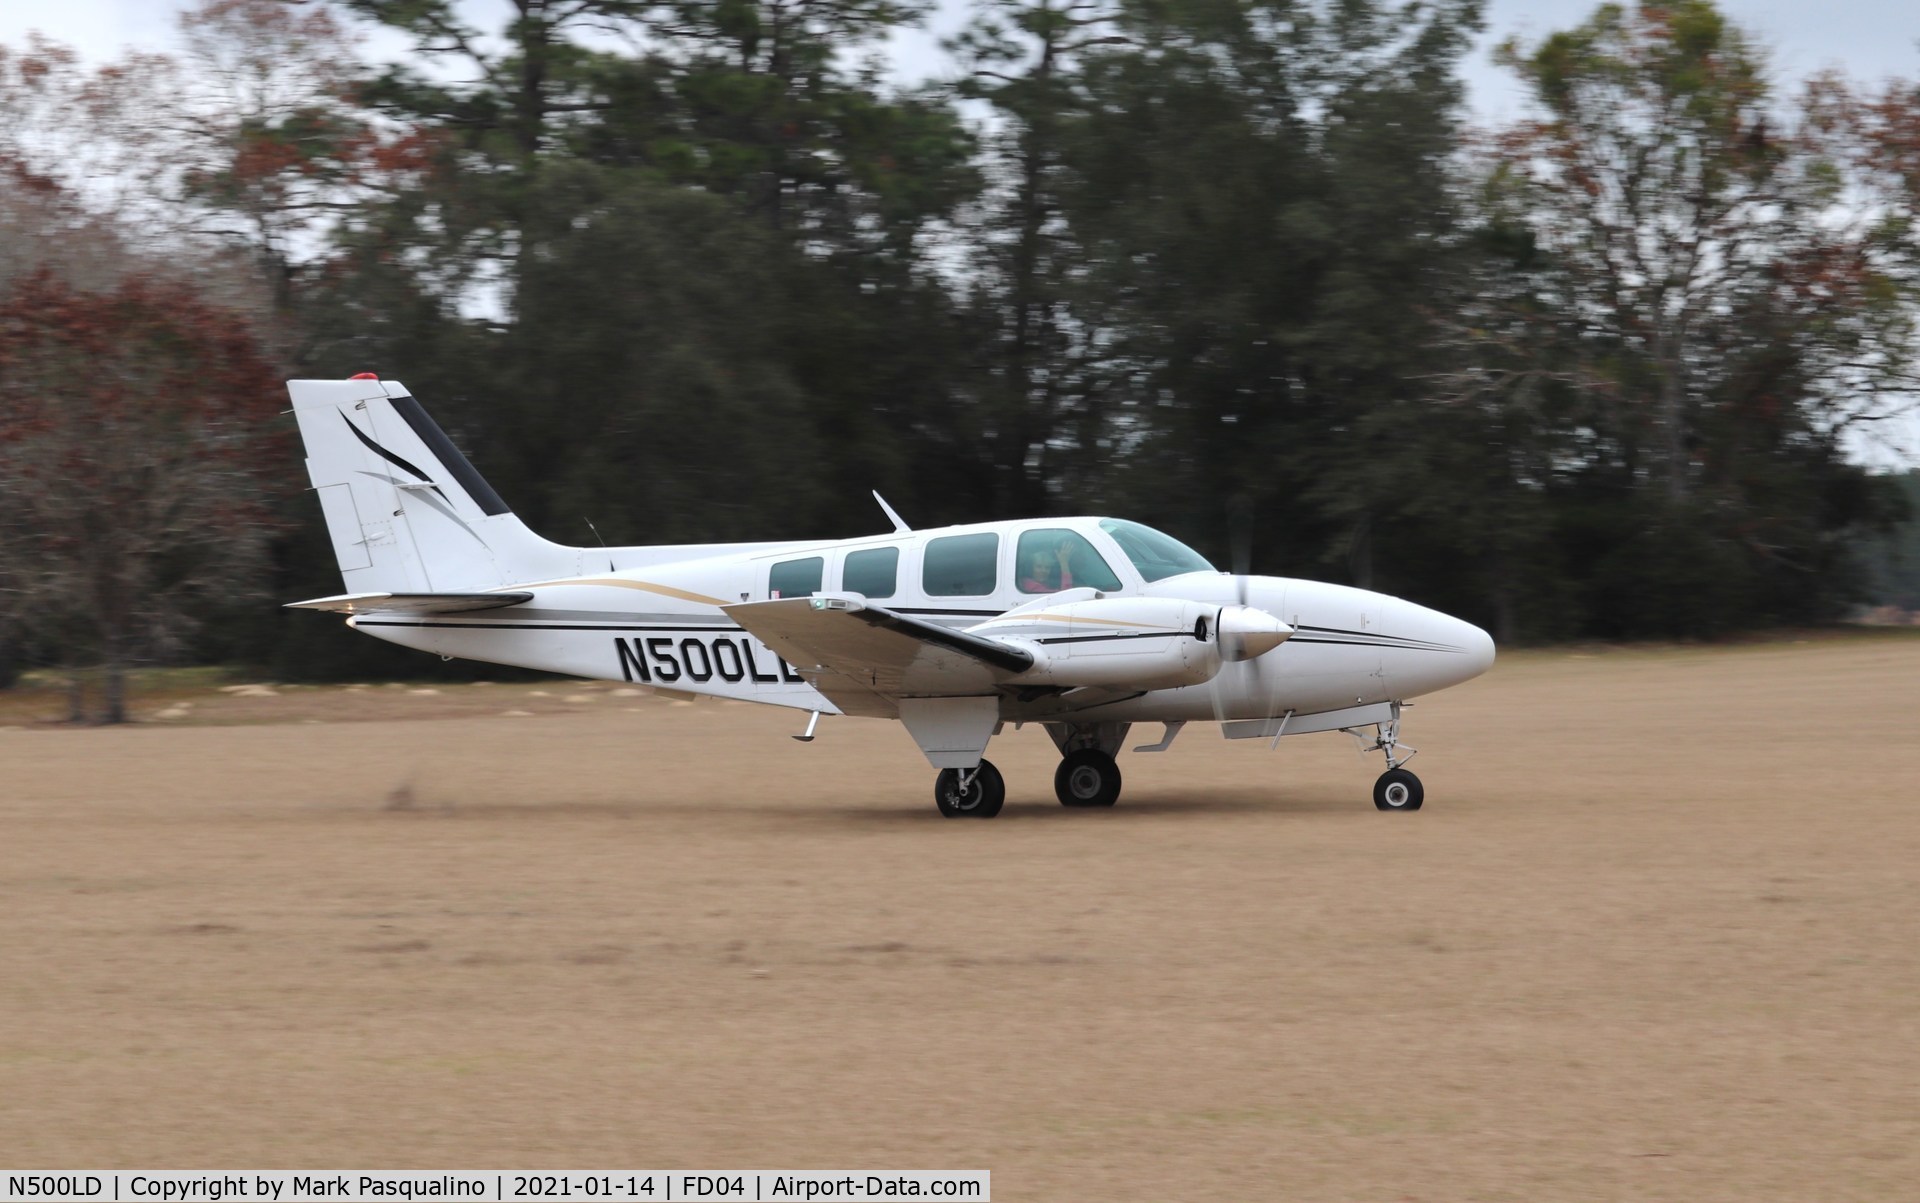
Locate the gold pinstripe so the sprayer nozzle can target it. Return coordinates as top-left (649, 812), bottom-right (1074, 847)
top-left (976, 612), bottom-right (1186, 630)
top-left (513, 578), bottom-right (731, 608)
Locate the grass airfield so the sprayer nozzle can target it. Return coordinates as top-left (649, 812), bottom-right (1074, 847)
top-left (3, 633), bottom-right (1918, 1200)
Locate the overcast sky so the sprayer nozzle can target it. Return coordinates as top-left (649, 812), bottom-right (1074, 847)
top-left (5, 0), bottom-right (1916, 111)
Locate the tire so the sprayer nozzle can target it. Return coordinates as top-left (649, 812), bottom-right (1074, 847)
top-left (1373, 768), bottom-right (1424, 811)
top-left (1055, 749), bottom-right (1122, 808)
top-left (934, 759), bottom-right (1006, 818)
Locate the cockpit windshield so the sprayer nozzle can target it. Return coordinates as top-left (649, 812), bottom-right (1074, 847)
top-left (1098, 519), bottom-right (1216, 582)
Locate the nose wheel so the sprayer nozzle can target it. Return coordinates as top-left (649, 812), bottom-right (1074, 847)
top-left (934, 760), bottom-right (1006, 818)
top-left (1055, 749), bottom-right (1122, 807)
top-left (1348, 703), bottom-right (1425, 812)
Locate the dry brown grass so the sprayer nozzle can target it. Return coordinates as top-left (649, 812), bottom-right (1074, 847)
top-left (4, 633), bottom-right (1918, 1200)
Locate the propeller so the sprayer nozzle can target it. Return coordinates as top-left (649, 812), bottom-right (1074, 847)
top-left (1210, 496), bottom-right (1293, 726)
top-left (1228, 493), bottom-right (1255, 608)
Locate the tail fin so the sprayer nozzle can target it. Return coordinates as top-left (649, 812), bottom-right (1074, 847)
top-left (289, 378), bottom-right (577, 592)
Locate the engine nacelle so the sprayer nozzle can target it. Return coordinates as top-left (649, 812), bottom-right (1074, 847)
top-left (975, 596), bottom-right (1246, 691)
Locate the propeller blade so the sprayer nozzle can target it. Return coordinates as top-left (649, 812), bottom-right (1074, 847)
top-left (1208, 607), bottom-right (1230, 725)
top-left (1227, 494), bottom-right (1254, 608)
top-left (1213, 493), bottom-right (1260, 723)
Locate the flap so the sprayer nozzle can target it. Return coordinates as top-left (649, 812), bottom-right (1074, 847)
top-left (285, 591), bottom-right (534, 616)
top-left (722, 596), bottom-right (1033, 718)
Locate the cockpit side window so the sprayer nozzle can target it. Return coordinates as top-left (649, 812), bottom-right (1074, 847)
top-left (1098, 519), bottom-right (1215, 583)
top-left (1016, 529), bottom-right (1123, 594)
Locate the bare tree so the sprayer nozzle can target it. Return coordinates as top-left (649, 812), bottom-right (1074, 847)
top-left (0, 5), bottom-right (434, 317)
top-left (1477, 2), bottom-right (1920, 495)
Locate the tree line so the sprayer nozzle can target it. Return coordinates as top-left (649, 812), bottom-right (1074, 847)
top-left (1, 0), bottom-right (1917, 718)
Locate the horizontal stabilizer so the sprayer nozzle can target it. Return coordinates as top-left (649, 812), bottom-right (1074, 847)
top-left (284, 591), bottom-right (534, 616)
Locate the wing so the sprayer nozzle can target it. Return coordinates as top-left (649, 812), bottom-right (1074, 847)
top-left (284, 591), bottom-right (534, 615)
top-left (722, 596), bottom-right (1034, 718)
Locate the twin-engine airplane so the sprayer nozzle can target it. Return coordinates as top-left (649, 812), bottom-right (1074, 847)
top-left (286, 376), bottom-right (1495, 818)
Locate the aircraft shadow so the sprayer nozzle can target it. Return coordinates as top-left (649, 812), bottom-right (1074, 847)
top-left (370, 788), bottom-right (1357, 823)
top-left (831, 787), bottom-right (1355, 824)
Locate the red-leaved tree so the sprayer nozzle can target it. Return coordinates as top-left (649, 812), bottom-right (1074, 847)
top-left (0, 268), bottom-right (287, 722)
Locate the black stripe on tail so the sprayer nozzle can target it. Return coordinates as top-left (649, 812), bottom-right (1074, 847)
top-left (339, 413), bottom-right (448, 502)
top-left (389, 394), bottom-right (512, 516)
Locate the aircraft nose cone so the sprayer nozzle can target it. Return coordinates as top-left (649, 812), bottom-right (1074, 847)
top-left (1218, 605), bottom-right (1293, 661)
top-left (1457, 618), bottom-right (1496, 680)
top-left (1387, 604), bottom-right (1495, 697)
top-left (1431, 613), bottom-right (1495, 687)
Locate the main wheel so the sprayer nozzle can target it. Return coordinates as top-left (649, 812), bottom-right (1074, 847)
top-left (934, 759), bottom-right (1006, 818)
top-left (1373, 768), bottom-right (1424, 811)
top-left (1055, 749), bottom-right (1122, 807)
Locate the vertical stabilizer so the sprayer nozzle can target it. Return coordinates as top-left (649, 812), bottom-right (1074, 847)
top-left (288, 379), bottom-right (578, 593)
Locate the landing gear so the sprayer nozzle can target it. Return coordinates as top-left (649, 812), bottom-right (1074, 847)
top-left (1373, 767), bottom-right (1423, 811)
top-left (934, 760), bottom-right (1005, 818)
top-left (1044, 721), bottom-right (1130, 810)
top-left (1055, 749), bottom-right (1122, 807)
top-left (1349, 702), bottom-right (1424, 812)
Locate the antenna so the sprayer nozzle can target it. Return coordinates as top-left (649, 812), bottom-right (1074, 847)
top-left (872, 491), bottom-right (911, 534)
top-left (584, 518), bottom-right (607, 547)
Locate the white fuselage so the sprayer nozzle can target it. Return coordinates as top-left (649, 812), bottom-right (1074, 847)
top-left (348, 516), bottom-right (1494, 727)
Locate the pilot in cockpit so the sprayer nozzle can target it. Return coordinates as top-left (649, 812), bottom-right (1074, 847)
top-left (1020, 537), bottom-right (1076, 593)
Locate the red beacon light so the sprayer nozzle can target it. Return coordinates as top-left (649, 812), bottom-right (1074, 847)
top-left (349, 372), bottom-right (379, 380)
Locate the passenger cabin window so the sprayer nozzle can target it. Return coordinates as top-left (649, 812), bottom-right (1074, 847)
top-left (1017, 529), bottom-right (1123, 594)
top-left (769, 556), bottom-right (824, 599)
top-left (1099, 519), bottom-right (1215, 583)
top-left (922, 533), bottom-right (1000, 596)
top-left (842, 546), bottom-right (899, 599)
